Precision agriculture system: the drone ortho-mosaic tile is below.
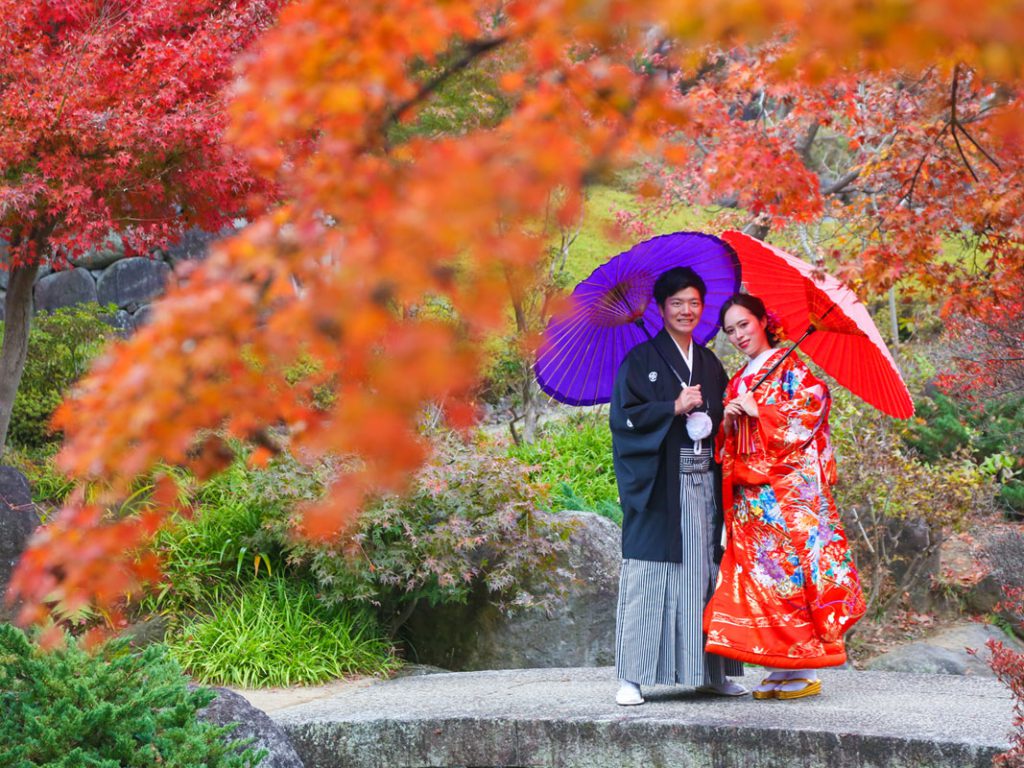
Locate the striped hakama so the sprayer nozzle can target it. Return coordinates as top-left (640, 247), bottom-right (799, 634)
top-left (615, 446), bottom-right (744, 687)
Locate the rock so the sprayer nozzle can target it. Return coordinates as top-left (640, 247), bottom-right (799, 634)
top-left (391, 664), bottom-right (449, 678)
top-left (403, 511), bottom-right (621, 670)
top-left (71, 232), bottom-right (125, 270)
top-left (198, 687), bottom-right (305, 768)
top-left (96, 257), bottom-right (170, 310)
top-left (164, 226), bottom-right (222, 264)
top-left (121, 615), bottom-right (168, 648)
top-left (33, 268), bottom-right (98, 313)
top-left (864, 622), bottom-right (1024, 677)
top-left (0, 467), bottom-right (39, 621)
top-left (938, 523), bottom-right (1024, 629)
top-left (131, 303), bottom-right (153, 329)
top-left (0, 289), bottom-right (5, 322)
top-left (274, 667), bottom-right (1012, 768)
top-left (102, 308), bottom-right (135, 337)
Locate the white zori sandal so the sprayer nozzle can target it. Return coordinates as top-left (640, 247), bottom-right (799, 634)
top-left (616, 680), bottom-right (644, 706)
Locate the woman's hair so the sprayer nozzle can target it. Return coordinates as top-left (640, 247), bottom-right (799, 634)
top-left (718, 292), bottom-right (780, 346)
top-left (653, 266), bottom-right (707, 305)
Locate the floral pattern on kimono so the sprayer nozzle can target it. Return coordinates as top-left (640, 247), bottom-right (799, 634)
top-left (703, 349), bottom-right (866, 669)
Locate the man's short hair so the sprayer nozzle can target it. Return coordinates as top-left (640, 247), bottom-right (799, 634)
top-left (653, 266), bottom-right (707, 306)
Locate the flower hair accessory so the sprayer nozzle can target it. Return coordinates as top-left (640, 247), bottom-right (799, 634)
top-left (765, 309), bottom-right (787, 343)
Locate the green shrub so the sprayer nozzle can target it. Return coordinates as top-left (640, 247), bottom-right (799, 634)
top-left (166, 577), bottom-right (397, 688)
top-left (1000, 482), bottom-right (1024, 516)
top-left (0, 623), bottom-right (264, 768)
top-left (901, 391), bottom-right (1023, 515)
top-left (830, 388), bottom-right (994, 617)
top-left (262, 435), bottom-right (574, 636)
top-left (2, 303), bottom-right (115, 449)
top-left (508, 412), bottom-right (621, 523)
top-left (901, 392), bottom-right (973, 462)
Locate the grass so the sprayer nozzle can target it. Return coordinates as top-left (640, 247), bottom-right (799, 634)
top-left (509, 411), bottom-right (622, 524)
top-left (167, 577), bottom-right (398, 688)
top-left (143, 463), bottom-right (280, 620)
top-left (566, 186), bottom-right (720, 283)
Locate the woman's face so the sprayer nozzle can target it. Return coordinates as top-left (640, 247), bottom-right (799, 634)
top-left (722, 304), bottom-right (771, 358)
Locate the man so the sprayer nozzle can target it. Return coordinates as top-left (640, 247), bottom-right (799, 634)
top-left (610, 266), bottom-right (746, 705)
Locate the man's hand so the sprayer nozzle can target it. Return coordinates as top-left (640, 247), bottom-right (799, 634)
top-left (674, 384), bottom-right (703, 415)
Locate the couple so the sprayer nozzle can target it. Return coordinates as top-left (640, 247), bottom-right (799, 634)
top-left (610, 266), bottom-right (865, 706)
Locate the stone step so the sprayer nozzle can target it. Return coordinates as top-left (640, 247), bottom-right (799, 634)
top-left (270, 666), bottom-right (1014, 768)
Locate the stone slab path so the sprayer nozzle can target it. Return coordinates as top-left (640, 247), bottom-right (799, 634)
top-left (261, 666), bottom-right (1014, 768)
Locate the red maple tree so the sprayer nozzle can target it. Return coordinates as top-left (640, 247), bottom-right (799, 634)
top-left (0, 0), bottom-right (281, 454)
top-left (624, 46), bottom-right (1023, 311)
top-left (9, 1), bottom-right (1024, 635)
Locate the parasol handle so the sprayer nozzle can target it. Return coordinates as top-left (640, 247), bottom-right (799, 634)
top-left (635, 318), bottom-right (686, 387)
top-left (750, 301), bottom-right (838, 392)
top-left (750, 326), bottom-right (815, 392)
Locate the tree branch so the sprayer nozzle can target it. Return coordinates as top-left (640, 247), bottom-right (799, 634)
top-left (822, 169), bottom-right (861, 196)
top-left (382, 36), bottom-right (508, 135)
top-left (795, 120), bottom-right (819, 165)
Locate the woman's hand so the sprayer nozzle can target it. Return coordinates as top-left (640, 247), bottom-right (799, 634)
top-left (736, 391), bottom-right (759, 417)
top-left (722, 398), bottom-right (745, 434)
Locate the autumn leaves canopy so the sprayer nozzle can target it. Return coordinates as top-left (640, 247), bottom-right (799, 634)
top-left (6, 0), bottom-right (1024, 632)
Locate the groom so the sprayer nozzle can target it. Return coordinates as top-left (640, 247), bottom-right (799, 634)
top-left (609, 266), bottom-right (745, 705)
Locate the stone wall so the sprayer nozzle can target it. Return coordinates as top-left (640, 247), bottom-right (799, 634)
top-left (0, 226), bottom-right (230, 328)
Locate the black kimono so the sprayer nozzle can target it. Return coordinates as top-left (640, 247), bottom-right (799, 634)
top-left (610, 328), bottom-right (728, 563)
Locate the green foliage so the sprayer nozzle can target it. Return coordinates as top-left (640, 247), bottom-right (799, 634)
top-left (901, 391), bottom-right (1024, 515)
top-left (0, 623), bottom-right (264, 768)
top-left (902, 393), bottom-right (973, 462)
top-left (479, 333), bottom-right (534, 408)
top-left (263, 436), bottom-right (573, 634)
top-left (1000, 482), bottom-right (1024, 515)
top-left (508, 412), bottom-right (621, 523)
top-left (144, 460), bottom-right (286, 620)
top-left (387, 48), bottom-right (512, 144)
top-left (2, 302), bottom-right (114, 449)
top-left (144, 457), bottom-right (397, 687)
top-left (167, 577), bottom-right (396, 688)
top-left (3, 444), bottom-right (75, 506)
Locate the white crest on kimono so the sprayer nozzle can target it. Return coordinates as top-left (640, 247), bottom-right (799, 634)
top-left (626, 418), bottom-right (634, 429)
top-left (648, 371), bottom-right (658, 382)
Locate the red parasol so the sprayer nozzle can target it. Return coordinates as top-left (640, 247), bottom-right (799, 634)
top-left (721, 230), bottom-right (914, 419)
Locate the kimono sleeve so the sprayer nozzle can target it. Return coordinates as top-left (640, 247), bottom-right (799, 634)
top-left (609, 351), bottom-right (676, 512)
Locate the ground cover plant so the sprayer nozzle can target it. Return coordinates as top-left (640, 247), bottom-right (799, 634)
top-left (507, 411), bottom-right (621, 524)
top-left (167, 577), bottom-right (396, 688)
top-left (1, 303), bottom-right (113, 450)
top-left (0, 623), bottom-right (264, 767)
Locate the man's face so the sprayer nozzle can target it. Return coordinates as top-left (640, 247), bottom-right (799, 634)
top-left (659, 286), bottom-right (704, 337)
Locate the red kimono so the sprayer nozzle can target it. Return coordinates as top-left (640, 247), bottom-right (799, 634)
top-left (704, 349), bottom-right (865, 668)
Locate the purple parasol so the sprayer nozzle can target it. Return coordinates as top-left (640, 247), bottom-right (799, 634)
top-left (534, 231), bottom-right (740, 406)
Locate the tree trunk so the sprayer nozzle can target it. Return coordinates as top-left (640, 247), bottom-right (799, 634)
top-left (0, 262), bottom-right (40, 460)
top-left (888, 286), bottom-right (900, 349)
top-left (742, 214), bottom-right (771, 241)
top-left (520, 376), bottom-right (539, 444)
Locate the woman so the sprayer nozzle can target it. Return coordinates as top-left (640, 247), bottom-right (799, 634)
top-left (703, 293), bottom-right (865, 700)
